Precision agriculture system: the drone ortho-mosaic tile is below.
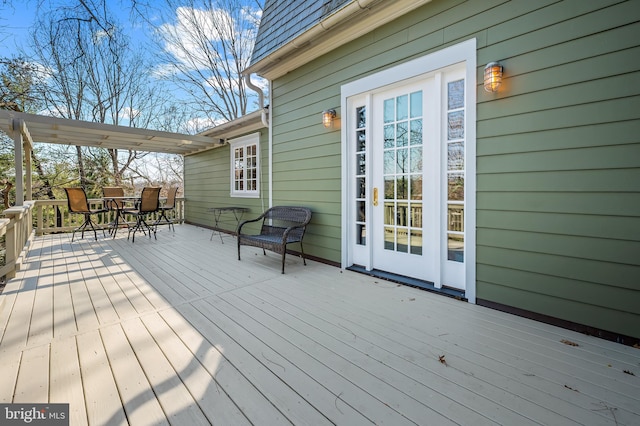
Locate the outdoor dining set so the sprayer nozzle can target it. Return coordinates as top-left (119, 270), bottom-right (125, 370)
top-left (64, 185), bottom-right (314, 273)
top-left (64, 186), bottom-right (178, 243)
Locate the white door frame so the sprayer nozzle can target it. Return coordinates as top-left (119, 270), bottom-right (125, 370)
top-left (340, 38), bottom-right (477, 303)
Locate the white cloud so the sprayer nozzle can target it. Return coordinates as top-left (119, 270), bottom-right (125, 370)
top-left (119, 107), bottom-right (141, 121)
top-left (159, 6), bottom-right (234, 69)
top-left (186, 115), bottom-right (222, 133)
top-left (151, 62), bottom-right (178, 79)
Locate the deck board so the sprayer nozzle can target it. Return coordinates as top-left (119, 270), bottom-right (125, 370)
top-left (50, 335), bottom-right (88, 425)
top-left (76, 330), bottom-right (128, 425)
top-left (235, 286), bottom-right (543, 425)
top-left (0, 225), bottom-right (638, 425)
top-left (140, 312), bottom-right (252, 426)
top-left (101, 323), bottom-right (169, 425)
top-left (159, 307), bottom-right (286, 425)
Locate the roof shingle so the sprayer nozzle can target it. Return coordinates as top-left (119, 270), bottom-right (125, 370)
top-left (250, 0), bottom-right (353, 66)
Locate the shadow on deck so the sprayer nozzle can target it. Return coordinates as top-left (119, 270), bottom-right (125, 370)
top-left (0, 224), bottom-right (638, 425)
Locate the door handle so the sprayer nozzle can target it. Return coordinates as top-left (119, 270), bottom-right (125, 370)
top-left (373, 187), bottom-right (379, 206)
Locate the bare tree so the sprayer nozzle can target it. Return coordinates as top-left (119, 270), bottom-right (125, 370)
top-left (31, 9), bottom-right (92, 187)
top-left (0, 57), bottom-right (42, 112)
top-left (148, 0), bottom-right (263, 127)
top-left (0, 57), bottom-right (65, 212)
top-left (30, 2), bottom-right (169, 188)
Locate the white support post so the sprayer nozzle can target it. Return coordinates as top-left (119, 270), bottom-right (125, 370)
top-left (25, 139), bottom-right (32, 201)
top-left (12, 119), bottom-right (24, 206)
top-left (19, 119), bottom-right (34, 201)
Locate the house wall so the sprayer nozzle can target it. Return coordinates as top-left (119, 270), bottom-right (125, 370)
top-left (184, 130), bottom-right (270, 234)
top-left (268, 0), bottom-right (640, 338)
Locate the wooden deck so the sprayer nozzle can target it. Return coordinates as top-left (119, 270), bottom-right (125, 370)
top-left (0, 224), bottom-right (638, 425)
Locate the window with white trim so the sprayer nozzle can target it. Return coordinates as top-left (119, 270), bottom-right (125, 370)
top-left (230, 133), bottom-right (260, 197)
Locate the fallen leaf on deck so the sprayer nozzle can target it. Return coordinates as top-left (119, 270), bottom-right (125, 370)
top-left (561, 339), bottom-right (579, 346)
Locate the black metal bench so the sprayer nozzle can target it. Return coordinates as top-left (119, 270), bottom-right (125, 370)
top-left (237, 206), bottom-right (312, 273)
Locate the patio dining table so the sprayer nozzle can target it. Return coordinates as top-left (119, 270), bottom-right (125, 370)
top-left (102, 195), bottom-right (140, 238)
top-left (103, 195), bottom-right (169, 238)
top-left (208, 206), bottom-right (249, 243)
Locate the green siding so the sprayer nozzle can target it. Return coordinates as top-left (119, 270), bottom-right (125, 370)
top-left (266, 0), bottom-right (640, 338)
top-left (184, 130), bottom-right (269, 234)
top-left (473, 0), bottom-right (640, 338)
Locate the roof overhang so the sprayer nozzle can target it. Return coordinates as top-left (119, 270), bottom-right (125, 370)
top-left (0, 110), bottom-right (225, 155)
top-left (244, 0), bottom-right (433, 80)
top-left (192, 109), bottom-right (266, 155)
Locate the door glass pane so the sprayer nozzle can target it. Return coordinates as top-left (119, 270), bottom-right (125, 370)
top-left (357, 130), bottom-right (366, 151)
top-left (384, 176), bottom-right (394, 199)
top-left (357, 201), bottom-right (366, 221)
top-left (411, 203), bottom-right (422, 227)
top-left (447, 142), bottom-right (464, 170)
top-left (447, 234), bottom-right (464, 262)
top-left (384, 99), bottom-right (394, 123)
top-left (397, 203), bottom-right (408, 226)
top-left (356, 153), bottom-right (366, 174)
top-left (396, 148), bottom-right (408, 173)
top-left (410, 176), bottom-right (422, 200)
top-left (384, 151), bottom-right (395, 174)
top-left (357, 224), bottom-right (366, 245)
top-left (396, 95), bottom-right (408, 120)
top-left (396, 176), bottom-right (408, 200)
top-left (410, 230), bottom-right (422, 255)
top-left (384, 125), bottom-right (394, 148)
top-left (384, 202), bottom-right (394, 225)
top-left (356, 177), bottom-right (366, 198)
top-left (410, 91), bottom-right (422, 117)
top-left (396, 228), bottom-right (408, 252)
top-left (396, 122), bottom-right (408, 147)
top-left (357, 106), bottom-right (366, 128)
top-left (410, 119), bottom-right (422, 145)
top-left (447, 204), bottom-right (464, 232)
top-left (410, 147), bottom-right (422, 173)
top-left (384, 227), bottom-right (394, 250)
top-left (447, 111), bottom-right (464, 140)
top-left (448, 173), bottom-right (464, 201)
top-left (448, 80), bottom-right (464, 109)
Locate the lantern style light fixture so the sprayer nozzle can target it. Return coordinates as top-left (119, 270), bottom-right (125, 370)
top-left (484, 62), bottom-right (503, 92)
top-left (322, 109), bottom-right (336, 128)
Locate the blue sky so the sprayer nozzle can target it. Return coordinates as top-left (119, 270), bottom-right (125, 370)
top-left (0, 1), bottom-right (152, 58)
top-left (0, 0), bottom-right (265, 132)
top-left (1, 2), bottom-right (39, 56)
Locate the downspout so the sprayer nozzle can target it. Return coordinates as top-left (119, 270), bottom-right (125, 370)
top-left (244, 73), bottom-right (272, 209)
top-left (244, 74), bottom-right (269, 127)
top-left (268, 80), bottom-right (273, 208)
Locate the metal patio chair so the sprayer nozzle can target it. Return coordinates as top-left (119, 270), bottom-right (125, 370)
top-left (126, 187), bottom-right (161, 242)
top-left (102, 186), bottom-right (127, 236)
top-left (154, 186), bottom-right (178, 232)
top-left (64, 187), bottom-right (108, 242)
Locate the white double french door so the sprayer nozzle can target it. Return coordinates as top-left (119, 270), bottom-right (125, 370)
top-left (348, 69), bottom-right (466, 291)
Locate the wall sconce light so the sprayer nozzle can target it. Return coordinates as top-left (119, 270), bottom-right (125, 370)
top-left (484, 62), bottom-right (503, 92)
top-left (322, 109), bottom-right (336, 128)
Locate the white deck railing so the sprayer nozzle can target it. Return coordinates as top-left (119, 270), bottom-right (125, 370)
top-left (0, 201), bottom-right (35, 279)
top-left (33, 197), bottom-right (185, 236)
top-left (0, 198), bottom-right (184, 280)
